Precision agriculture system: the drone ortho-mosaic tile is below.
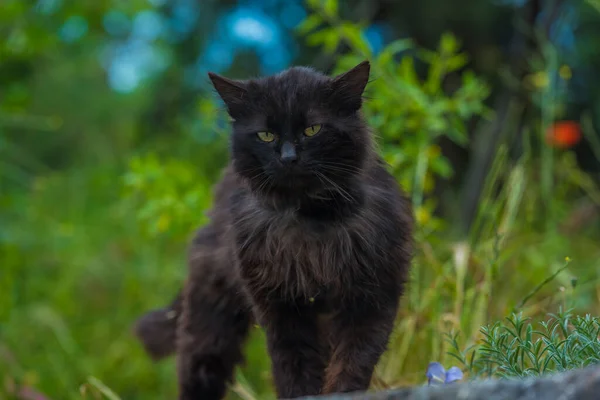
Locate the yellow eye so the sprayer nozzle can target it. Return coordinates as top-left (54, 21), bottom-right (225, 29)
top-left (257, 131), bottom-right (275, 142)
top-left (304, 124), bottom-right (322, 137)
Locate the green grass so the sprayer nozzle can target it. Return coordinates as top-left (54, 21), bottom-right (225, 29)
top-left (0, 152), bottom-right (278, 399)
top-left (2, 138), bottom-right (600, 399)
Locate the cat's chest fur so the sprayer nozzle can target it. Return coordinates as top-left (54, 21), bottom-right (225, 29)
top-left (231, 197), bottom-right (373, 299)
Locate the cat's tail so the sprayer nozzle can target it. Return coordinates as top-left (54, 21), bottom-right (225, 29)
top-left (133, 292), bottom-right (182, 360)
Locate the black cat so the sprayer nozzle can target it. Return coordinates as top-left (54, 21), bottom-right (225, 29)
top-left (134, 60), bottom-right (414, 399)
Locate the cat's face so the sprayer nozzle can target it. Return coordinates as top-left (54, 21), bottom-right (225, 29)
top-left (209, 61), bottom-right (372, 197)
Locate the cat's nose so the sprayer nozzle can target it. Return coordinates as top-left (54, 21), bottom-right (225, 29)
top-left (280, 141), bottom-right (297, 164)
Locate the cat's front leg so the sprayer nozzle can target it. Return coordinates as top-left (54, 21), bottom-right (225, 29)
top-left (255, 300), bottom-right (327, 398)
top-left (322, 296), bottom-right (398, 394)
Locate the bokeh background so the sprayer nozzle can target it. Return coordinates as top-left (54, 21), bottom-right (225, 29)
top-left (2, 0), bottom-right (600, 398)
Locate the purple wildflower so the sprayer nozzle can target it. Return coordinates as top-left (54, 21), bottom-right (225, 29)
top-left (426, 361), bottom-right (464, 385)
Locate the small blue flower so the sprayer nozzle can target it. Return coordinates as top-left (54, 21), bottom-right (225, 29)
top-left (426, 362), bottom-right (464, 385)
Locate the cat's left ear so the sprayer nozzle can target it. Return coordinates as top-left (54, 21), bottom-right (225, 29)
top-left (330, 60), bottom-right (370, 112)
top-left (208, 72), bottom-right (248, 118)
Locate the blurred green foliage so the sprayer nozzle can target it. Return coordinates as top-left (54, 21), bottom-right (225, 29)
top-left (2, 0), bottom-right (600, 399)
top-left (120, 94), bottom-right (232, 239)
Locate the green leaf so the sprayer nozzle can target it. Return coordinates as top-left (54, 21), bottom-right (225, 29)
top-left (377, 39), bottom-right (413, 66)
top-left (440, 32), bottom-right (459, 55)
top-left (446, 54), bottom-right (469, 72)
top-left (305, 0), bottom-right (321, 10)
top-left (339, 23), bottom-right (371, 57)
top-left (430, 156), bottom-right (454, 178)
top-left (397, 56), bottom-right (419, 86)
top-left (305, 29), bottom-right (333, 47)
top-left (296, 14), bottom-right (323, 35)
top-left (584, 0), bottom-right (600, 13)
top-left (447, 117), bottom-right (469, 146)
top-left (84, 376), bottom-right (122, 400)
top-left (424, 57), bottom-right (443, 94)
top-left (323, 0), bottom-right (339, 17)
top-left (323, 32), bottom-right (341, 53)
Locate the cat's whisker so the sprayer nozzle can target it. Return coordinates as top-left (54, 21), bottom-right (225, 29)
top-left (314, 171), bottom-right (355, 203)
top-left (321, 166), bottom-right (360, 172)
top-left (319, 161), bottom-right (361, 168)
top-left (313, 161), bottom-right (362, 172)
top-left (311, 174), bottom-right (334, 201)
top-left (256, 175), bottom-right (272, 194)
top-left (319, 166), bottom-right (360, 176)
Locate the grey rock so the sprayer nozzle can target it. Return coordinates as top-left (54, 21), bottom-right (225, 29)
top-left (296, 365), bottom-right (600, 399)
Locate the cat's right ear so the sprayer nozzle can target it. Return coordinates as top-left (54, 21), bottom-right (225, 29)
top-left (330, 60), bottom-right (370, 113)
top-left (208, 72), bottom-right (248, 118)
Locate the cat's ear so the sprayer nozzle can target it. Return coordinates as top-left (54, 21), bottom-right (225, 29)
top-left (208, 72), bottom-right (248, 117)
top-left (330, 60), bottom-right (370, 112)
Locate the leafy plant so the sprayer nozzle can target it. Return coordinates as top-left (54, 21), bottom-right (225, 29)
top-left (298, 0), bottom-right (491, 227)
top-left (448, 310), bottom-right (600, 379)
top-left (121, 153), bottom-right (214, 240)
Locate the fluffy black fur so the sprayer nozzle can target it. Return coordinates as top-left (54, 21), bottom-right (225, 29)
top-left (134, 61), bottom-right (414, 399)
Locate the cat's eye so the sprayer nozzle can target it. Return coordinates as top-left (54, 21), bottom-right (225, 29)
top-left (304, 124), bottom-right (322, 137)
top-left (257, 131), bottom-right (275, 142)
